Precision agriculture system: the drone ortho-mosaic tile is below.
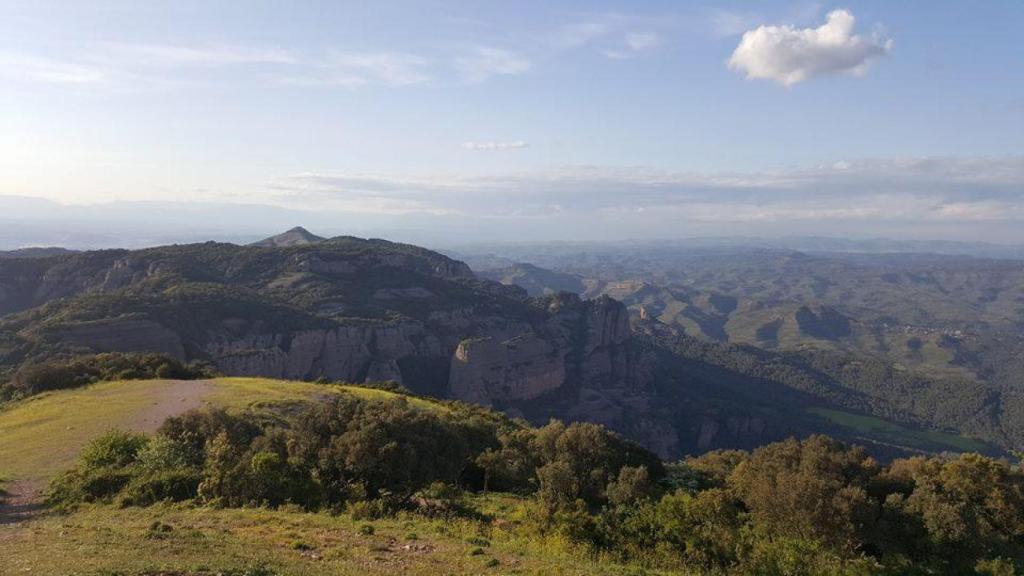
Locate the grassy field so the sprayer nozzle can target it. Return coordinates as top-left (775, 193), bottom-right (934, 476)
top-left (0, 378), bottom-right (668, 575)
top-left (807, 407), bottom-right (990, 453)
top-left (0, 497), bottom-right (663, 576)
top-left (0, 378), bottom-right (440, 488)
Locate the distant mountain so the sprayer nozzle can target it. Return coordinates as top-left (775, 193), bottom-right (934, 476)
top-left (2, 231), bottom-right (1019, 459)
top-left (251, 226), bottom-right (326, 247)
top-left (0, 247), bottom-right (76, 259)
top-left (477, 262), bottom-right (586, 297)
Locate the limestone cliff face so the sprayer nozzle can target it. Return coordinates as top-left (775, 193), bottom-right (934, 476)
top-left (448, 294), bottom-right (635, 406)
top-left (448, 334), bottom-right (565, 404)
top-left (57, 316), bottom-right (186, 360)
top-left (200, 294), bottom-right (635, 406)
top-left (204, 321), bottom-right (443, 383)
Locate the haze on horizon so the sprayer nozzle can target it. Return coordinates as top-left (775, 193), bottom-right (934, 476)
top-left (1, 1), bottom-right (1022, 245)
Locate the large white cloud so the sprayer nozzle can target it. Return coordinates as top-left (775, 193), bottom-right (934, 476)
top-left (728, 9), bottom-right (891, 86)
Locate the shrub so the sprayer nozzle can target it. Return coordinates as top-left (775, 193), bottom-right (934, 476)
top-left (6, 353), bottom-right (214, 398)
top-left (46, 430), bottom-right (149, 507)
top-left (79, 430), bottom-right (149, 469)
top-left (605, 465), bottom-right (655, 506)
top-left (119, 468), bottom-right (202, 506)
top-left (348, 499), bottom-right (387, 520)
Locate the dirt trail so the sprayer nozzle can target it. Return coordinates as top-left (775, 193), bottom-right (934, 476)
top-left (0, 379), bottom-right (215, 531)
top-left (129, 379), bottom-right (214, 433)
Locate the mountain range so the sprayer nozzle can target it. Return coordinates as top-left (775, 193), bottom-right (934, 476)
top-left (2, 229), bottom-right (1023, 459)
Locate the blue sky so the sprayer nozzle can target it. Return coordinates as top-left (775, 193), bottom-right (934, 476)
top-left (1, 1), bottom-right (1022, 242)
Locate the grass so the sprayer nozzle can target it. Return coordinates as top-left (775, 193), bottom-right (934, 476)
top-left (807, 407), bottom-right (990, 453)
top-left (0, 377), bottom-right (445, 487)
top-left (0, 498), bottom-right (661, 575)
top-left (204, 377), bottom-right (445, 413)
top-left (0, 377), bottom-right (681, 575)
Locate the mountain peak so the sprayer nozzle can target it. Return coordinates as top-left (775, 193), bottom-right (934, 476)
top-left (252, 227), bottom-right (326, 247)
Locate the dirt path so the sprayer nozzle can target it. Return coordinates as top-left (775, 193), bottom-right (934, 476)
top-left (0, 480), bottom-right (43, 526)
top-left (0, 379), bottom-right (215, 532)
top-left (129, 379), bottom-right (214, 433)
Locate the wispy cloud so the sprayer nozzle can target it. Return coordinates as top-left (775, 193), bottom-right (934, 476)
top-left (280, 51), bottom-right (434, 87)
top-left (625, 33), bottom-right (661, 52)
top-left (93, 43), bottom-right (295, 67)
top-left (554, 14), bottom-right (666, 60)
top-left (270, 157), bottom-right (1024, 226)
top-left (0, 52), bottom-right (107, 84)
top-left (454, 46), bottom-right (531, 83)
top-left (1, 43), bottom-right (295, 88)
top-left (554, 19), bottom-right (613, 48)
top-left (710, 11), bottom-right (763, 37)
top-left (605, 32), bottom-right (662, 59)
top-left (462, 140), bottom-right (529, 151)
top-left (728, 9), bottom-right (892, 86)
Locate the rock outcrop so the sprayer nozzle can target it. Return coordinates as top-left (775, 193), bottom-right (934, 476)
top-left (58, 316), bottom-right (186, 360)
top-left (204, 321), bottom-right (443, 384)
top-left (449, 333), bottom-right (565, 404)
top-left (449, 294), bottom-right (635, 405)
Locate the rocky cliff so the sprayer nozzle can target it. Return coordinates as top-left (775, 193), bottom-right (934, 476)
top-left (448, 295), bottom-right (632, 405)
top-left (0, 237), bottom-right (643, 414)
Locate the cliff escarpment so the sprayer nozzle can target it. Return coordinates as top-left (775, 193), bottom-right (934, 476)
top-left (0, 236), bottom-right (651, 426)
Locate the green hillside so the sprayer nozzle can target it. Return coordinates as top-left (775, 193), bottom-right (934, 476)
top-left (2, 377), bottom-right (1022, 575)
top-left (0, 377), bottom-right (439, 489)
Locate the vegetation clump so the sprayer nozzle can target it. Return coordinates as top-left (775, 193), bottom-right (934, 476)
top-left (2, 352), bottom-right (214, 401)
top-left (42, 390), bottom-right (1024, 575)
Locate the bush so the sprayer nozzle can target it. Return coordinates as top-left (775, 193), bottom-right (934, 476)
top-left (120, 468), bottom-right (202, 506)
top-left (47, 430), bottom-right (149, 507)
top-left (6, 353), bottom-right (213, 398)
top-left (348, 499), bottom-right (387, 520)
top-left (80, 430), bottom-right (149, 469)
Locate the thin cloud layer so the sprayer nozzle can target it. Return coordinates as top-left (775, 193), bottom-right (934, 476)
top-left (462, 141), bottom-right (529, 151)
top-left (728, 9), bottom-right (891, 86)
top-left (0, 52), bottom-right (107, 84)
top-left (454, 46), bottom-right (531, 83)
top-left (271, 157), bottom-right (1024, 229)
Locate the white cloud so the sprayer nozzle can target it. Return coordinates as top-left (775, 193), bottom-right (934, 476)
top-left (625, 33), bottom-right (661, 52)
top-left (0, 52), bottom-right (107, 83)
top-left (554, 20), bottom-right (612, 48)
top-left (606, 32), bottom-right (662, 59)
top-left (462, 141), bottom-right (529, 151)
top-left (728, 9), bottom-right (891, 86)
top-left (555, 14), bottom-right (666, 61)
top-left (454, 47), bottom-right (530, 83)
top-left (326, 51), bottom-right (431, 86)
top-left (270, 157), bottom-right (1024, 228)
top-left (283, 51), bottom-right (431, 87)
top-left (93, 43), bottom-right (295, 67)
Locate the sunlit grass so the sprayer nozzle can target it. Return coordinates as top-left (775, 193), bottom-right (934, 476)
top-left (807, 407), bottom-right (989, 453)
top-left (0, 500), bottom-right (659, 575)
top-left (0, 377), bottom-right (446, 487)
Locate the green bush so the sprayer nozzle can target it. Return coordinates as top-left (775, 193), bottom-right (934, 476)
top-left (6, 352), bottom-right (214, 398)
top-left (119, 468), bottom-right (202, 506)
top-left (80, 430), bottom-right (149, 469)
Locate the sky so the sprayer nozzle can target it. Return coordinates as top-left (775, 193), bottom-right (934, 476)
top-left (1, 0), bottom-right (1023, 244)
